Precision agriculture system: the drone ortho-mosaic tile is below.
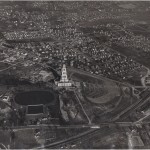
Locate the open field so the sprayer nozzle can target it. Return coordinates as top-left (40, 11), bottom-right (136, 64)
top-left (72, 72), bottom-right (121, 104)
top-left (69, 69), bottom-right (139, 123)
top-left (93, 131), bottom-right (128, 149)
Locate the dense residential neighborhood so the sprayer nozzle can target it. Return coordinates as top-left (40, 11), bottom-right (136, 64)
top-left (0, 1), bottom-right (150, 149)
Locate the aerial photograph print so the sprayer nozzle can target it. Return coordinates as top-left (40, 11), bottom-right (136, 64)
top-left (0, 0), bottom-right (150, 149)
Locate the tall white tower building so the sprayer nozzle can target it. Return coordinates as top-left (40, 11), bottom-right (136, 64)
top-left (57, 64), bottom-right (72, 87)
top-left (60, 64), bottom-right (69, 82)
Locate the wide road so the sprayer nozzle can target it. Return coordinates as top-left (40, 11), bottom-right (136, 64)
top-left (68, 67), bottom-right (134, 88)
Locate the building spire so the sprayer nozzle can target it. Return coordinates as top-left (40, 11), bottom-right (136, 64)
top-left (60, 64), bottom-right (69, 82)
top-left (56, 64), bottom-right (72, 87)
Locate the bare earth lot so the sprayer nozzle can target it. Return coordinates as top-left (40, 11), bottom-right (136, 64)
top-left (71, 72), bottom-right (121, 104)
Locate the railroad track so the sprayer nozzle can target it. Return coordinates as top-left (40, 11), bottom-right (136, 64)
top-left (39, 121), bottom-right (150, 149)
top-left (119, 91), bottom-right (150, 120)
top-left (37, 128), bottom-right (100, 149)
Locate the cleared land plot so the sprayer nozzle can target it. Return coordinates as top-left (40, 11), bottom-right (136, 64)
top-left (93, 132), bottom-right (128, 149)
top-left (14, 129), bottom-right (39, 149)
top-left (72, 72), bottom-right (121, 104)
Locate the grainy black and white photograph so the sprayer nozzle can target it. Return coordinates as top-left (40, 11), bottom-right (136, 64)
top-left (0, 0), bottom-right (150, 149)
